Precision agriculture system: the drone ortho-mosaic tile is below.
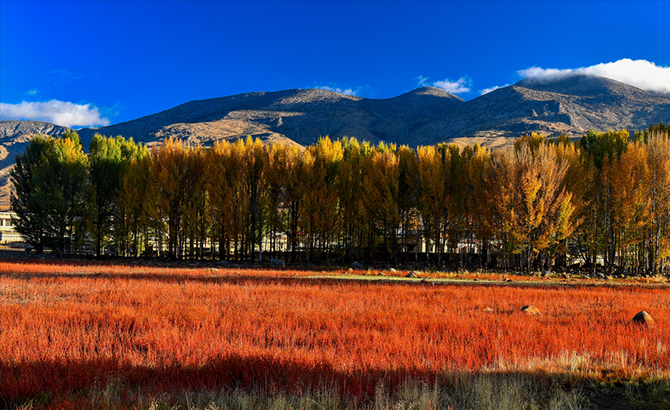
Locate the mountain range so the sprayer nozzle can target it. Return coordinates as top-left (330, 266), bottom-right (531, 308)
top-left (1, 74), bottom-right (669, 210)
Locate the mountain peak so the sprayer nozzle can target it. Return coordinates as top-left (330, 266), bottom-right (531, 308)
top-left (515, 74), bottom-right (647, 97)
top-left (0, 120), bottom-right (70, 139)
top-left (272, 88), bottom-right (363, 106)
top-left (401, 86), bottom-right (464, 100)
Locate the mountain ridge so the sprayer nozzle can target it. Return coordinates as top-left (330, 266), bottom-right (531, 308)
top-left (418, 75), bottom-right (670, 148)
top-left (2, 75), bottom-right (669, 152)
top-left (76, 86), bottom-right (465, 148)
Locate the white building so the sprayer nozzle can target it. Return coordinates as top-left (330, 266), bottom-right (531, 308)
top-left (0, 211), bottom-right (22, 243)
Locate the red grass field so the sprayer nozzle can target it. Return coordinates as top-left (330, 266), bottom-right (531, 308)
top-left (0, 259), bottom-right (669, 408)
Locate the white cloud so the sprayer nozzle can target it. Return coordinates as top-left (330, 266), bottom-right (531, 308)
top-left (415, 76), bottom-right (471, 94)
top-left (317, 85), bottom-right (359, 96)
top-left (0, 100), bottom-right (111, 128)
top-left (415, 75), bottom-right (429, 87)
top-left (518, 59), bottom-right (670, 94)
top-left (480, 84), bottom-right (509, 95)
top-left (27, 89), bottom-right (38, 95)
top-left (315, 84), bottom-right (371, 97)
top-left (433, 77), bottom-right (471, 94)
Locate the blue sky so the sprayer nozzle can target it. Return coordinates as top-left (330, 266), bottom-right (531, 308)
top-left (1, 0), bottom-right (669, 128)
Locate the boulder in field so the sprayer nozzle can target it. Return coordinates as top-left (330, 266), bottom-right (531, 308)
top-left (521, 305), bottom-right (541, 315)
top-left (483, 307), bottom-right (494, 313)
top-left (352, 262), bottom-right (364, 270)
top-left (269, 258), bottom-right (285, 267)
top-left (406, 272), bottom-right (418, 278)
top-left (631, 311), bottom-right (654, 327)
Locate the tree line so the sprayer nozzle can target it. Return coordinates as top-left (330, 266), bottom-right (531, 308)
top-left (10, 124), bottom-right (670, 275)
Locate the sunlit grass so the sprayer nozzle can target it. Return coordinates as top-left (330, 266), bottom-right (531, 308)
top-left (0, 259), bottom-right (668, 409)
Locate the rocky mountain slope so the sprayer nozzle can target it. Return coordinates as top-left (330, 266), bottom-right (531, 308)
top-left (77, 87), bottom-right (465, 148)
top-left (75, 76), bottom-right (670, 150)
top-left (0, 121), bottom-right (71, 210)
top-left (0, 120), bottom-right (69, 167)
top-left (422, 75), bottom-right (670, 148)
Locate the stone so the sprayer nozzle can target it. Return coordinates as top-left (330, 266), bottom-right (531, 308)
top-left (521, 305), bottom-right (541, 315)
top-left (352, 262), bottom-right (364, 270)
top-left (631, 311), bottom-right (654, 327)
top-left (541, 270), bottom-right (551, 278)
top-left (269, 258), bottom-right (285, 267)
top-left (483, 307), bottom-right (494, 313)
top-left (348, 268), bottom-right (354, 273)
top-left (218, 260), bottom-right (229, 265)
top-left (505, 278), bottom-right (513, 282)
top-left (388, 268), bottom-right (397, 273)
top-left (406, 272), bottom-right (418, 278)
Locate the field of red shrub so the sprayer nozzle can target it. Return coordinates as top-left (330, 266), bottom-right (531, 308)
top-left (0, 259), bottom-right (668, 407)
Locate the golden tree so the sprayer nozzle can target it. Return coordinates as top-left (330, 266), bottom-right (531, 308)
top-left (644, 131), bottom-right (670, 274)
top-left (416, 144), bottom-right (449, 264)
top-left (365, 143), bottom-right (403, 263)
top-left (300, 137), bottom-right (342, 262)
top-left (484, 137), bottom-right (577, 271)
top-left (150, 137), bottom-right (189, 258)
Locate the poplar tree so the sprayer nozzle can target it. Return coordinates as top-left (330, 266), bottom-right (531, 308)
top-left (87, 134), bottom-right (123, 257)
top-left (300, 137), bottom-right (342, 262)
top-left (151, 137), bottom-right (189, 258)
top-left (118, 151), bottom-right (151, 257)
top-left (417, 145), bottom-right (448, 264)
top-left (11, 131), bottom-right (88, 256)
top-left (10, 135), bottom-right (54, 253)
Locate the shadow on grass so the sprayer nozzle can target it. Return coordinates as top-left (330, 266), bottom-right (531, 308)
top-left (4, 355), bottom-right (668, 410)
top-left (2, 268), bottom-right (638, 294)
top-left (0, 355), bottom-right (567, 406)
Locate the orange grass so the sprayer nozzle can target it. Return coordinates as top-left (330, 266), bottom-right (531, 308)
top-left (0, 260), bottom-right (669, 406)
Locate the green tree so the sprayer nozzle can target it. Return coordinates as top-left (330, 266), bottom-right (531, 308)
top-left (118, 149), bottom-right (151, 257)
top-left (11, 131), bottom-right (88, 256)
top-left (87, 134), bottom-right (124, 256)
top-left (10, 135), bottom-right (54, 253)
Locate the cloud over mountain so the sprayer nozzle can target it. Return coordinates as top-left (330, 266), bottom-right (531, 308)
top-left (518, 59), bottom-right (670, 95)
top-left (0, 100), bottom-right (110, 128)
top-left (417, 76), bottom-right (471, 94)
top-left (315, 84), bottom-right (371, 97)
top-left (480, 84), bottom-right (509, 95)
